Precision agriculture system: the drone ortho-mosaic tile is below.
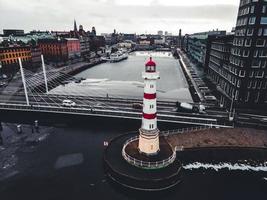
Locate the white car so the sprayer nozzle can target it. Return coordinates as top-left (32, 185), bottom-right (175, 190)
top-left (62, 100), bottom-right (76, 107)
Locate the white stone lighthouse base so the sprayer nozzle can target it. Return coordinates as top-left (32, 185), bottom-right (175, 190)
top-left (138, 128), bottom-right (160, 156)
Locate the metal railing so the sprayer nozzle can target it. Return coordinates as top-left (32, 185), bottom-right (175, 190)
top-left (160, 125), bottom-right (212, 136)
top-left (121, 136), bottom-right (176, 169)
top-left (0, 103), bottom-right (233, 128)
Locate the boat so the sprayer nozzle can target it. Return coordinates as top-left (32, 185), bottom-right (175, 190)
top-left (109, 51), bottom-right (128, 62)
top-left (100, 56), bottom-right (110, 61)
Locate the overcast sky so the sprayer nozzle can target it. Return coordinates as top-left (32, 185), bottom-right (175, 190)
top-left (0, 0), bottom-right (240, 35)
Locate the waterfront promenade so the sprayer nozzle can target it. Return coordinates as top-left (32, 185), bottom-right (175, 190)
top-left (167, 127), bottom-right (267, 149)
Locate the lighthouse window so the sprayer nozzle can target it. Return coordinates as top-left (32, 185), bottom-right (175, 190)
top-left (150, 85), bottom-right (154, 88)
top-left (150, 105), bottom-right (154, 109)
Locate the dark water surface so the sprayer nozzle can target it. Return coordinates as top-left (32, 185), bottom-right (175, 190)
top-left (0, 119), bottom-right (266, 200)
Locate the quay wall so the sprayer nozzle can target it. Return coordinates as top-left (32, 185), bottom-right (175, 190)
top-left (178, 57), bottom-right (201, 103)
top-left (177, 146), bottom-right (267, 164)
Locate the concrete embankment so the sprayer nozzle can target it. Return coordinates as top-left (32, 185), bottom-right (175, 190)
top-left (166, 127), bottom-right (267, 164)
top-left (178, 57), bottom-right (202, 103)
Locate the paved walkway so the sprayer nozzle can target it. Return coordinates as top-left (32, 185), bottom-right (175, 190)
top-left (166, 128), bottom-right (267, 149)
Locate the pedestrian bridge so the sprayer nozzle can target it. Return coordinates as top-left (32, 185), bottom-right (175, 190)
top-left (0, 99), bottom-right (232, 128)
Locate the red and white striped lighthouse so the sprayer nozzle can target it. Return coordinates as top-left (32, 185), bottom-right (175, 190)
top-left (138, 57), bottom-right (160, 155)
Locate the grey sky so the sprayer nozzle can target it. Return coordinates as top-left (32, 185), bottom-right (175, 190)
top-left (0, 0), bottom-right (240, 35)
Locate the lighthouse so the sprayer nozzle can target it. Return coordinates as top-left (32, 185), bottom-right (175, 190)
top-left (138, 57), bottom-right (160, 155)
top-left (104, 56), bottom-right (181, 191)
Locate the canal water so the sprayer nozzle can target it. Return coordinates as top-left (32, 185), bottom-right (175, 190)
top-left (50, 51), bottom-right (192, 102)
top-left (0, 120), bottom-right (266, 200)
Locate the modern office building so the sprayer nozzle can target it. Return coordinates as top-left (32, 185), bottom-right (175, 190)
top-left (206, 0), bottom-right (267, 108)
top-left (205, 34), bottom-right (235, 107)
top-left (186, 30), bottom-right (226, 67)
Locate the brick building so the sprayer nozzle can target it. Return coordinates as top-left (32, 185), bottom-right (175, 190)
top-left (38, 38), bottom-right (80, 62)
top-left (38, 38), bottom-right (68, 61)
top-left (65, 38), bottom-right (81, 59)
top-left (30, 46), bottom-right (42, 67)
top-left (0, 46), bottom-right (31, 74)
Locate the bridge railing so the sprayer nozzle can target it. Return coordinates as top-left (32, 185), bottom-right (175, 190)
top-left (121, 136), bottom-right (176, 169)
top-left (0, 103), bottom-right (229, 127)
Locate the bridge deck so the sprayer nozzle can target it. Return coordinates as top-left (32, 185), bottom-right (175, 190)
top-left (166, 128), bottom-right (267, 149)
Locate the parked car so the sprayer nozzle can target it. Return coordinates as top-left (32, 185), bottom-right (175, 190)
top-left (176, 101), bottom-right (206, 114)
top-left (62, 99), bottom-right (76, 107)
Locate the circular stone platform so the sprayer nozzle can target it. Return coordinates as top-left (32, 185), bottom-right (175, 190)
top-left (123, 136), bottom-right (175, 169)
top-left (104, 133), bottom-right (182, 191)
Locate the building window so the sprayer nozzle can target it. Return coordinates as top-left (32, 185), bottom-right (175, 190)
top-left (260, 17), bottom-right (267, 24)
top-left (249, 71), bottom-right (254, 77)
top-left (243, 49), bottom-right (250, 57)
top-left (239, 70), bottom-right (245, 77)
top-left (263, 5), bottom-right (267, 14)
top-left (237, 79), bottom-right (241, 88)
top-left (249, 17), bottom-right (256, 25)
top-left (264, 28), bottom-right (267, 36)
top-left (255, 71), bottom-right (264, 78)
top-left (255, 92), bottom-right (260, 103)
top-left (253, 80), bottom-right (257, 89)
top-left (245, 92), bottom-right (250, 102)
top-left (247, 28), bottom-right (254, 36)
top-left (251, 5), bottom-right (255, 13)
top-left (261, 60), bottom-right (266, 68)
top-left (258, 28), bottom-right (263, 36)
top-left (259, 50), bottom-right (267, 57)
top-left (252, 59), bottom-right (260, 67)
top-left (256, 39), bottom-right (265, 47)
top-left (247, 80), bottom-right (252, 88)
top-left (245, 39), bottom-right (252, 47)
top-left (235, 91), bottom-right (239, 101)
top-left (254, 50), bottom-right (258, 58)
top-left (258, 81), bottom-right (263, 89)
